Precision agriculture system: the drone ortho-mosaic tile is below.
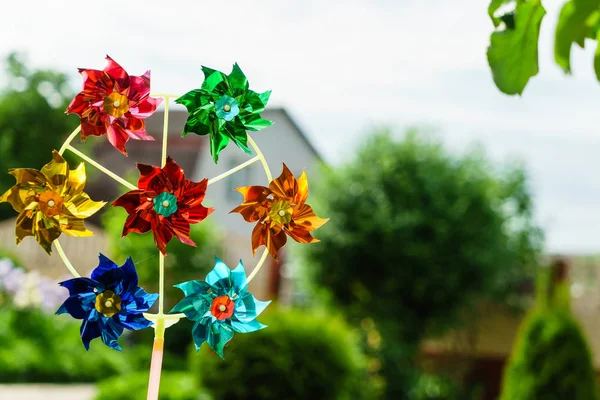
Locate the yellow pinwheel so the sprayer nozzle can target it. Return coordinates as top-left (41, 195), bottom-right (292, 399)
top-left (0, 150), bottom-right (105, 254)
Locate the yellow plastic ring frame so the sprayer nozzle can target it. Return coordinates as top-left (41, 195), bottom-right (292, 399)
top-left (55, 93), bottom-right (273, 332)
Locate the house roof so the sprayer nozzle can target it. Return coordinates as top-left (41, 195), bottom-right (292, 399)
top-left (269, 108), bottom-right (323, 161)
top-left (144, 107), bottom-right (323, 161)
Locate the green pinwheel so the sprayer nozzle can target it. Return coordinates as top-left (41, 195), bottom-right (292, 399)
top-left (175, 63), bottom-right (272, 163)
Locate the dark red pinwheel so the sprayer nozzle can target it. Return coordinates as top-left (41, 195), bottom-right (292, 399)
top-left (112, 157), bottom-right (213, 255)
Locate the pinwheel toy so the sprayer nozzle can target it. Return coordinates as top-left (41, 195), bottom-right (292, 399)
top-left (0, 56), bottom-right (328, 400)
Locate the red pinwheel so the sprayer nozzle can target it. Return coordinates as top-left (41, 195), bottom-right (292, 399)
top-left (66, 56), bottom-right (162, 155)
top-left (112, 157), bottom-right (213, 255)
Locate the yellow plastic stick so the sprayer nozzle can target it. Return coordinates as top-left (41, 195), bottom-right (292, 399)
top-left (161, 94), bottom-right (170, 168)
top-left (147, 94), bottom-right (172, 400)
top-left (147, 338), bottom-right (164, 400)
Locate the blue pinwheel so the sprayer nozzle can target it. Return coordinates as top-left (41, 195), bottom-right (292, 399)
top-left (171, 257), bottom-right (270, 358)
top-left (56, 254), bottom-right (158, 351)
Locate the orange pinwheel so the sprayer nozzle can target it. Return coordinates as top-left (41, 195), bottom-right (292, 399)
top-left (230, 163), bottom-right (328, 259)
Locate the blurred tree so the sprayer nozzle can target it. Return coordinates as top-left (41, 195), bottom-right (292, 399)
top-left (301, 130), bottom-right (543, 398)
top-left (500, 261), bottom-right (597, 400)
top-left (0, 52), bottom-right (78, 219)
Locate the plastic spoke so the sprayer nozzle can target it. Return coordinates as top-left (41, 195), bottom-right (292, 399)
top-left (65, 145), bottom-right (137, 191)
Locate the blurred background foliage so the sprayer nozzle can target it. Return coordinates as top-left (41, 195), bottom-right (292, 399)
top-left (0, 52), bottom-right (94, 220)
top-left (0, 306), bottom-right (133, 383)
top-left (300, 130), bottom-right (543, 398)
top-left (500, 262), bottom-right (598, 400)
top-left (194, 307), bottom-right (378, 400)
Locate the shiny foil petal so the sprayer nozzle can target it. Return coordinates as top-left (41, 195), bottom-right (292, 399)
top-left (113, 157), bottom-right (213, 255)
top-left (175, 63), bottom-right (272, 163)
top-left (56, 254), bottom-right (157, 351)
top-left (0, 150), bottom-right (105, 255)
top-left (171, 258), bottom-right (270, 359)
top-left (231, 164), bottom-right (327, 260)
top-left (66, 56), bottom-right (162, 155)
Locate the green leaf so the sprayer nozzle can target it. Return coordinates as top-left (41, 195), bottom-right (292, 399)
top-left (487, 0), bottom-right (546, 95)
top-left (489, 0), bottom-right (516, 27)
top-left (594, 29), bottom-right (600, 79)
top-left (555, 0), bottom-right (600, 73)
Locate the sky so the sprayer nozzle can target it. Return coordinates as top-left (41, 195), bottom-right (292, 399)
top-left (1, 0), bottom-right (599, 254)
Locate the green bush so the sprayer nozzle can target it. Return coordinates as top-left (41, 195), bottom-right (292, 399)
top-left (500, 266), bottom-right (597, 400)
top-left (192, 307), bottom-right (374, 400)
top-left (0, 53), bottom-right (79, 221)
top-left (0, 307), bottom-right (134, 383)
top-left (500, 309), bottom-right (597, 400)
top-left (96, 371), bottom-right (208, 400)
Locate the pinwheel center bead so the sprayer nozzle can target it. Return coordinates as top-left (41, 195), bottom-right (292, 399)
top-left (153, 192), bottom-right (178, 218)
top-left (215, 95), bottom-right (239, 121)
top-left (269, 200), bottom-right (293, 225)
top-left (95, 290), bottom-right (122, 318)
top-left (38, 191), bottom-right (64, 217)
top-left (104, 92), bottom-right (129, 118)
top-left (210, 296), bottom-right (235, 320)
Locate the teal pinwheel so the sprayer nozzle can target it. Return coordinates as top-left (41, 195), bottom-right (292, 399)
top-left (175, 63), bottom-right (272, 163)
top-left (170, 257), bottom-right (270, 358)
